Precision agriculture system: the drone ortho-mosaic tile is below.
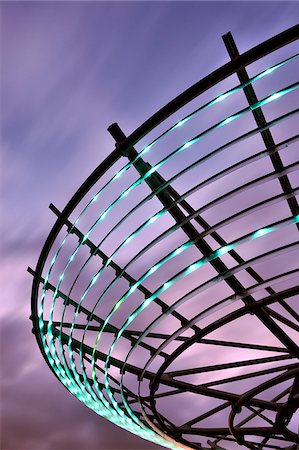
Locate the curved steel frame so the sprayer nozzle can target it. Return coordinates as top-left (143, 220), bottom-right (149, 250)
top-left (29, 25), bottom-right (299, 450)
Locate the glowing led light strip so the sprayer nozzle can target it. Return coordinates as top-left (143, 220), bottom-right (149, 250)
top-left (38, 55), bottom-right (299, 318)
top-left (41, 264), bottom-right (173, 440)
top-left (159, 267), bottom-right (299, 353)
top-left (123, 239), bottom-right (299, 373)
top-left (82, 113), bottom-right (299, 288)
top-left (76, 130), bottom-right (299, 312)
top-left (51, 81), bottom-right (299, 323)
top-left (37, 55), bottom-right (298, 446)
top-left (39, 56), bottom-right (299, 313)
top-left (89, 240), bottom-right (193, 390)
top-left (125, 268), bottom-right (299, 428)
top-left (43, 329), bottom-right (177, 445)
top-left (43, 148), bottom-right (298, 436)
top-left (59, 112), bottom-right (299, 428)
top-left (134, 266), bottom-right (299, 377)
top-left (142, 53), bottom-right (299, 141)
top-left (77, 157), bottom-right (299, 336)
top-left (136, 262), bottom-right (299, 395)
top-left (121, 242), bottom-right (299, 423)
top-left (40, 72), bottom-right (299, 338)
top-left (56, 179), bottom-right (299, 393)
top-left (79, 82), bottom-right (299, 265)
top-left (50, 322), bottom-right (172, 444)
top-left (42, 270), bottom-right (177, 439)
top-left (47, 156), bottom-right (299, 440)
top-left (98, 181), bottom-right (299, 339)
top-left (102, 215), bottom-right (299, 418)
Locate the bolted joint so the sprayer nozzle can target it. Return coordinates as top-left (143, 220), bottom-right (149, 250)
top-left (108, 123), bottom-right (138, 159)
top-left (108, 123), bottom-right (129, 157)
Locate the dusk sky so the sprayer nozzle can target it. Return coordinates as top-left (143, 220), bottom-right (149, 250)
top-left (1, 2), bottom-right (299, 450)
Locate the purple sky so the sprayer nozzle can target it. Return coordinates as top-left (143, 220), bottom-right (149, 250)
top-left (1, 2), bottom-right (299, 450)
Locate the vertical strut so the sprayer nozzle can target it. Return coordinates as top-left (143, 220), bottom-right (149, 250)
top-left (222, 32), bottom-right (299, 231)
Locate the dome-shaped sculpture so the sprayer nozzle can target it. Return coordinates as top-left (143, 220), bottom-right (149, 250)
top-left (29, 25), bottom-right (299, 449)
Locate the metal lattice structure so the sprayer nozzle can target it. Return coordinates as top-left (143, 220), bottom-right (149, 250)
top-left (29, 26), bottom-right (299, 449)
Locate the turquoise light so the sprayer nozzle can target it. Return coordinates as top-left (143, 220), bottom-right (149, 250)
top-left (82, 232), bottom-right (90, 243)
top-left (42, 79), bottom-right (299, 365)
top-left (41, 203), bottom-right (294, 442)
top-left (75, 208), bottom-right (295, 425)
top-left (148, 216), bottom-right (157, 224)
top-left (216, 244), bottom-right (234, 256)
top-left (182, 140), bottom-right (194, 149)
top-left (174, 117), bottom-right (190, 128)
top-left (37, 52), bottom-right (299, 449)
top-left (253, 227), bottom-right (272, 238)
top-left (125, 236), bottom-right (133, 244)
top-left (188, 263), bottom-right (197, 273)
top-left (215, 92), bottom-right (231, 103)
top-left (149, 265), bottom-right (157, 274)
top-left (163, 281), bottom-right (172, 290)
top-left (103, 214), bottom-right (297, 422)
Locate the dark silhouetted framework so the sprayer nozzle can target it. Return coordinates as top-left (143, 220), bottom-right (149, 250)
top-left (29, 25), bottom-right (299, 449)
